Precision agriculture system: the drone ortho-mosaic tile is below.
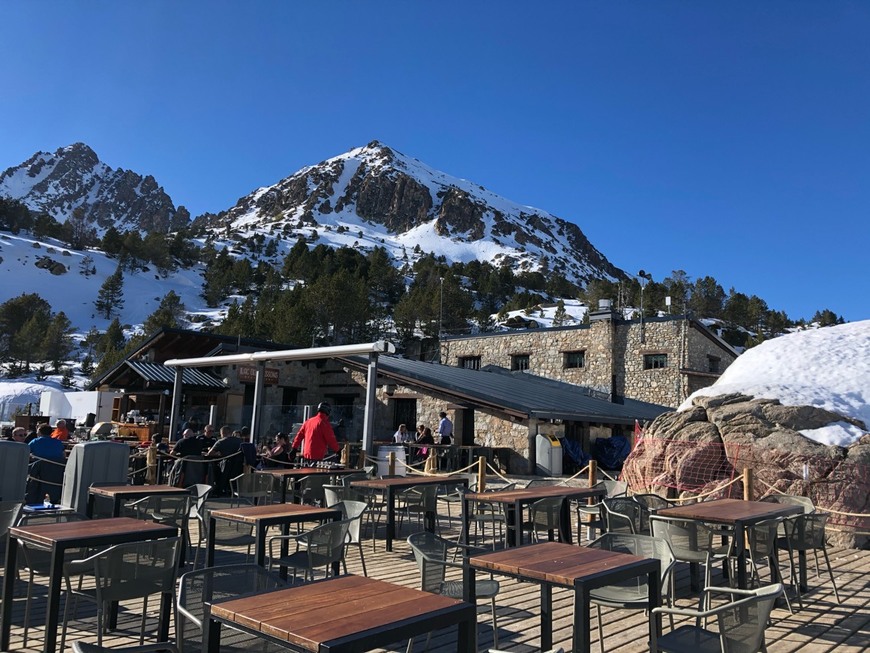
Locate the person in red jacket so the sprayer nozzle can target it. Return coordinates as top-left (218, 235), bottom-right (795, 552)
top-left (50, 419), bottom-right (70, 441)
top-left (291, 402), bottom-right (339, 464)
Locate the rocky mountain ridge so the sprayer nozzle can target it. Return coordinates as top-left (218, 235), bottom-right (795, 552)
top-left (0, 143), bottom-right (188, 234)
top-left (195, 140), bottom-right (625, 286)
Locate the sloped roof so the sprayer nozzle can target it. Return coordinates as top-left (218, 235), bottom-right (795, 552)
top-left (99, 360), bottom-right (226, 390)
top-left (342, 355), bottom-right (668, 425)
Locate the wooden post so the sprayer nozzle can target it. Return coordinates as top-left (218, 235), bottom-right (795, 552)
top-left (356, 448), bottom-right (366, 470)
top-left (586, 459), bottom-right (598, 531)
top-left (477, 455), bottom-right (486, 493)
top-left (588, 459), bottom-right (597, 488)
top-left (388, 451), bottom-right (396, 477)
top-left (743, 467), bottom-right (753, 501)
top-left (341, 443), bottom-right (350, 467)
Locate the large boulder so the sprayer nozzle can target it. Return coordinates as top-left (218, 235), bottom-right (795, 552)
top-left (623, 393), bottom-right (870, 548)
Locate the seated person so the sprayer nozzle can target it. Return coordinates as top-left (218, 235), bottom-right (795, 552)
top-left (262, 432), bottom-right (291, 466)
top-left (51, 419), bottom-right (70, 441)
top-left (30, 423), bottom-right (65, 461)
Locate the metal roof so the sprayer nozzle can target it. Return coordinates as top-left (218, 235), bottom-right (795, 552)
top-left (342, 355), bottom-right (669, 425)
top-left (124, 360), bottom-right (226, 389)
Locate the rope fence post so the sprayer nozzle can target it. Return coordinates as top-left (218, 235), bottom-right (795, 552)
top-left (743, 467), bottom-right (753, 501)
top-left (341, 443), bottom-right (350, 467)
top-left (477, 455), bottom-right (486, 493)
top-left (388, 452), bottom-right (396, 477)
top-left (357, 448), bottom-right (366, 470)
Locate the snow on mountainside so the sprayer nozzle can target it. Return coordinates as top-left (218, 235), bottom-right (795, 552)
top-left (0, 143), bottom-right (188, 233)
top-left (195, 140), bottom-right (625, 287)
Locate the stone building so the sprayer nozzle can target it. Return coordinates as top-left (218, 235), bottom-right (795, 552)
top-left (439, 305), bottom-right (738, 409)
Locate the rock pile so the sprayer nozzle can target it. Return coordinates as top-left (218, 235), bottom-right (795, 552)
top-left (623, 392), bottom-right (870, 547)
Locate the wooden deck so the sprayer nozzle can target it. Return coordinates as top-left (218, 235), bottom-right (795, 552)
top-left (3, 505), bottom-right (869, 652)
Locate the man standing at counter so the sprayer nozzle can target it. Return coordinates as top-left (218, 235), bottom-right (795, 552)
top-left (291, 402), bottom-right (340, 465)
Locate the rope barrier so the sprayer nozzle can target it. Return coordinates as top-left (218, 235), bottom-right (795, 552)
top-left (26, 475), bottom-right (62, 486)
top-left (29, 454), bottom-right (66, 466)
top-left (485, 461), bottom-right (513, 485)
top-left (669, 474), bottom-right (746, 503)
top-left (561, 464), bottom-right (591, 484)
top-left (756, 477), bottom-right (870, 519)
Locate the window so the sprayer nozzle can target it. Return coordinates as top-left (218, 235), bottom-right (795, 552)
top-left (708, 356), bottom-right (721, 374)
top-left (511, 354), bottom-right (530, 371)
top-left (563, 350), bottom-right (586, 369)
top-left (458, 356), bottom-right (481, 370)
top-left (644, 353), bottom-right (668, 370)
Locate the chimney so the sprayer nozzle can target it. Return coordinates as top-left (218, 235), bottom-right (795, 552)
top-left (589, 298), bottom-right (618, 322)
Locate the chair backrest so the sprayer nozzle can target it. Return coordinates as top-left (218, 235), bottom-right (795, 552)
top-left (407, 531), bottom-right (450, 593)
top-left (601, 479), bottom-right (628, 498)
top-left (202, 500), bottom-right (255, 544)
top-left (90, 536), bottom-right (182, 603)
top-left (403, 484), bottom-right (438, 511)
top-left (341, 472), bottom-right (369, 487)
top-left (633, 493), bottom-right (673, 512)
top-left (17, 510), bottom-right (90, 574)
top-left (650, 515), bottom-right (716, 564)
top-left (602, 497), bottom-right (644, 534)
top-left (0, 441), bottom-right (30, 502)
top-left (0, 500), bottom-right (22, 555)
top-left (302, 519), bottom-right (351, 568)
top-left (525, 479), bottom-right (558, 488)
top-left (323, 484), bottom-right (346, 507)
top-left (187, 483), bottom-right (213, 516)
top-left (530, 496), bottom-right (565, 528)
top-left (784, 512), bottom-right (829, 549)
top-left (61, 442), bottom-right (130, 514)
top-left (762, 494), bottom-right (815, 514)
top-left (333, 499), bottom-right (368, 544)
top-left (715, 583), bottom-right (783, 653)
top-left (231, 472), bottom-right (273, 505)
top-left (589, 532), bottom-right (675, 595)
top-left (177, 563), bottom-right (288, 647)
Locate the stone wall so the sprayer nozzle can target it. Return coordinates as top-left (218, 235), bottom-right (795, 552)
top-left (441, 316), bottom-right (736, 409)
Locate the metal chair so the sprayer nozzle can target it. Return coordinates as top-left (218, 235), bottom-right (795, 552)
top-left (601, 496), bottom-right (646, 534)
top-left (15, 510), bottom-right (90, 647)
top-left (323, 484), bottom-right (349, 507)
top-left (650, 584), bottom-right (783, 653)
top-left (176, 563), bottom-right (289, 653)
top-left (398, 484), bottom-right (439, 534)
top-left (230, 472), bottom-right (274, 506)
top-left (0, 500), bottom-right (22, 557)
top-left (296, 475), bottom-right (329, 506)
top-left (331, 499), bottom-right (369, 576)
top-left (463, 482), bottom-right (517, 550)
top-left (128, 495), bottom-right (192, 565)
top-left (778, 511), bottom-right (840, 604)
top-left (61, 536), bottom-right (182, 650)
top-left (740, 517), bottom-right (796, 613)
top-left (576, 480), bottom-right (628, 542)
top-left (761, 494), bottom-right (815, 514)
top-left (267, 519), bottom-right (350, 581)
top-left (407, 531), bottom-right (500, 648)
top-left (650, 515), bottom-right (731, 605)
top-left (196, 499), bottom-right (256, 568)
top-left (586, 533), bottom-right (676, 653)
top-left (521, 496), bottom-right (565, 543)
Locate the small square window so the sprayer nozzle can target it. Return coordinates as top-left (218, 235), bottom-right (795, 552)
top-left (458, 356), bottom-right (481, 370)
top-left (511, 354), bottom-right (530, 371)
top-left (708, 356), bottom-right (721, 374)
top-left (563, 351), bottom-right (586, 369)
top-left (644, 353), bottom-right (668, 370)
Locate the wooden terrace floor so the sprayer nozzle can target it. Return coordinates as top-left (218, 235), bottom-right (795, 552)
top-left (2, 503), bottom-right (869, 652)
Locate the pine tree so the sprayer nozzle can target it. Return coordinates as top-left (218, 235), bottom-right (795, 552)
top-left (96, 317), bottom-right (126, 356)
top-left (60, 367), bottom-right (74, 389)
top-left (41, 311), bottom-right (74, 372)
top-left (95, 266), bottom-right (124, 319)
top-left (552, 300), bottom-right (568, 327)
top-left (142, 291), bottom-right (186, 334)
top-left (79, 254), bottom-right (96, 276)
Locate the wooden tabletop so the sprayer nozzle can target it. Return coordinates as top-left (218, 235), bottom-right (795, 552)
top-left (655, 498), bottom-right (803, 525)
top-left (350, 476), bottom-right (466, 490)
top-left (465, 485), bottom-right (604, 504)
top-left (469, 541), bottom-right (654, 587)
top-left (209, 503), bottom-right (341, 524)
top-left (88, 484), bottom-right (189, 497)
top-left (209, 574), bottom-right (468, 652)
top-left (9, 517), bottom-right (175, 548)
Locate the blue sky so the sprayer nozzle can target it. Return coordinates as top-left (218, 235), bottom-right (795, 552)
top-left (2, 2), bottom-right (868, 322)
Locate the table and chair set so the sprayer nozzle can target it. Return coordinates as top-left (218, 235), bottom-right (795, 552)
top-left (0, 461), bottom-right (843, 653)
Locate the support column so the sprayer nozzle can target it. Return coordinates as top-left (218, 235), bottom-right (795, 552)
top-left (250, 362), bottom-right (265, 444)
top-left (168, 367), bottom-right (184, 442)
top-left (361, 353), bottom-right (379, 458)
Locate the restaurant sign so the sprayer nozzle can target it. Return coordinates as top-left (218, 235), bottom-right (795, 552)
top-left (238, 365), bottom-right (280, 385)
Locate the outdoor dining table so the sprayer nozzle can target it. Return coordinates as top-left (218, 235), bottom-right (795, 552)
top-left (255, 466), bottom-right (360, 503)
top-left (86, 483), bottom-right (191, 518)
top-left (205, 503), bottom-right (342, 572)
top-left (350, 475), bottom-right (469, 552)
top-left (655, 497), bottom-right (804, 589)
top-left (202, 573), bottom-right (477, 652)
top-left (465, 541), bottom-right (661, 653)
top-left (461, 485), bottom-right (605, 547)
top-left (1, 517), bottom-right (178, 653)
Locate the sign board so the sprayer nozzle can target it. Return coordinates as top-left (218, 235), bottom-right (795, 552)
top-left (238, 365), bottom-right (280, 385)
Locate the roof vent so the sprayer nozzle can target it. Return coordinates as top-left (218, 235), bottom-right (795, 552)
top-left (598, 299), bottom-right (612, 311)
